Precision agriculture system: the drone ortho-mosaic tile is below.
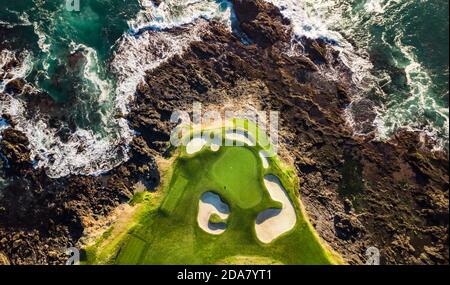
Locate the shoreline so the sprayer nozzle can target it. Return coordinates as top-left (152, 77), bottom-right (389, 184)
top-left (0, 0), bottom-right (448, 265)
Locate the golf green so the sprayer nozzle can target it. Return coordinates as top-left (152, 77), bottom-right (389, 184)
top-left (83, 123), bottom-right (342, 265)
top-left (211, 147), bottom-right (262, 209)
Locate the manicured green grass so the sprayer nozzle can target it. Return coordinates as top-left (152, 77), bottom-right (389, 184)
top-left (160, 175), bottom-right (189, 215)
top-left (211, 147), bottom-right (262, 209)
top-left (84, 121), bottom-right (342, 265)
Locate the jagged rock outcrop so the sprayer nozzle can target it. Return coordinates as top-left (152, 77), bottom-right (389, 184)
top-left (0, 0), bottom-right (447, 265)
top-left (0, 251), bottom-right (10, 265)
top-left (0, 122), bottom-right (159, 264)
top-left (0, 128), bottom-right (32, 172)
top-left (232, 0), bottom-right (291, 48)
top-left (4, 78), bottom-right (26, 95)
top-left (126, 0), bottom-right (448, 264)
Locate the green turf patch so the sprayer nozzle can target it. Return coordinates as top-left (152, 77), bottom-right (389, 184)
top-left (211, 147), bottom-right (262, 209)
top-left (160, 175), bottom-right (189, 215)
top-left (84, 121), bottom-right (343, 265)
top-left (209, 213), bottom-right (227, 224)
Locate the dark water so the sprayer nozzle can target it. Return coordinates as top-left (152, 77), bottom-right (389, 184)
top-left (349, 0), bottom-right (449, 148)
top-left (0, 0), bottom-right (236, 178)
top-left (0, 0), bottom-right (145, 178)
top-left (1, 0), bottom-right (140, 130)
top-left (282, 0), bottom-right (449, 148)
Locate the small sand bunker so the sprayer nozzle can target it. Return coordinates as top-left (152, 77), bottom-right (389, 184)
top-left (259, 150), bottom-right (269, 169)
top-left (225, 129), bottom-right (255, 146)
top-left (197, 192), bottom-right (230, 235)
top-left (186, 137), bottom-right (208, 154)
top-left (255, 175), bottom-right (297, 243)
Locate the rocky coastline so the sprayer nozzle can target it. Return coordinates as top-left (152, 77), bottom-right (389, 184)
top-left (0, 0), bottom-right (448, 264)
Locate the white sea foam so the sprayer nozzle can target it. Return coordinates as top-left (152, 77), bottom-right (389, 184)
top-left (33, 21), bottom-right (51, 53)
top-left (265, 0), bottom-right (378, 128)
top-left (129, 0), bottom-right (233, 33)
top-left (0, 47), bottom-right (130, 178)
top-left (269, 0), bottom-right (376, 86)
top-left (373, 38), bottom-right (449, 149)
top-left (72, 43), bottom-right (113, 104)
top-left (0, 50), bottom-right (33, 91)
top-left (2, 0), bottom-right (445, 179)
top-left (0, 119), bottom-right (9, 141)
top-left (0, 3), bottom-right (221, 178)
top-left (266, 0), bottom-right (448, 149)
top-left (111, 20), bottom-right (209, 115)
top-left (0, 49), bottom-right (129, 177)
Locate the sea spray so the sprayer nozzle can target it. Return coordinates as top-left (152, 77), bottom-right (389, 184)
top-left (265, 0), bottom-right (448, 149)
top-left (0, 0), bottom-right (237, 178)
top-left (129, 0), bottom-right (234, 33)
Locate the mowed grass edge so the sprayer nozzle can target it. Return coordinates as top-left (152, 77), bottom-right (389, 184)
top-left (83, 121), bottom-right (344, 265)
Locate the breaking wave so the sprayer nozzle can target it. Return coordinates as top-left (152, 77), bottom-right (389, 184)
top-left (129, 0), bottom-right (234, 33)
top-left (0, 0), bottom-right (236, 178)
top-left (266, 0), bottom-right (448, 149)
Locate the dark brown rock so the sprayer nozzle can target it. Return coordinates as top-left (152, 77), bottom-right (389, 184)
top-left (0, 128), bottom-right (31, 171)
top-left (4, 78), bottom-right (26, 95)
top-left (0, 0), bottom-right (447, 265)
top-left (233, 0), bottom-right (291, 48)
top-left (125, 14), bottom-right (448, 264)
top-left (0, 251), bottom-right (10, 265)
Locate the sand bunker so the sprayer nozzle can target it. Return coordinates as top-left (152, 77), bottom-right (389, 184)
top-left (197, 192), bottom-right (230, 235)
top-left (255, 175), bottom-right (297, 243)
top-left (259, 150), bottom-right (269, 169)
top-left (186, 137), bottom-right (208, 154)
top-left (225, 129), bottom-right (255, 146)
top-left (186, 128), bottom-right (259, 155)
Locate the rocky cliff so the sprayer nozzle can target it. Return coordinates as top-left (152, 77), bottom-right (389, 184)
top-left (0, 0), bottom-right (448, 264)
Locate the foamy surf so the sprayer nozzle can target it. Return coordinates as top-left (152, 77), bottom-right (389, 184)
top-left (1, 0), bottom-right (447, 180)
top-left (373, 40), bottom-right (449, 150)
top-left (0, 0), bottom-right (233, 178)
top-left (112, 19), bottom-right (209, 115)
top-left (129, 0), bottom-right (233, 34)
top-left (266, 0), bottom-right (448, 150)
top-left (0, 49), bottom-right (128, 177)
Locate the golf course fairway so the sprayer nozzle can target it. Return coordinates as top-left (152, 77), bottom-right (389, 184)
top-left (83, 120), bottom-right (343, 265)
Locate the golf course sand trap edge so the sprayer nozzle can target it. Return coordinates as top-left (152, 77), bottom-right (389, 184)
top-left (186, 137), bottom-right (208, 154)
top-left (186, 128), bottom-right (255, 154)
top-left (210, 135), bottom-right (221, 152)
top-left (197, 192), bottom-right (230, 235)
top-left (255, 175), bottom-right (297, 244)
top-left (259, 150), bottom-right (269, 169)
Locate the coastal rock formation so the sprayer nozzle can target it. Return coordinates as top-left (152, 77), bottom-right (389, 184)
top-left (233, 0), bottom-right (291, 48)
top-left (127, 0), bottom-right (448, 264)
top-left (0, 129), bottom-right (32, 172)
top-left (0, 0), bottom-right (448, 264)
top-left (0, 126), bottom-right (159, 264)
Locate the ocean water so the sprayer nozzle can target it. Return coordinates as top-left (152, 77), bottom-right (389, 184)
top-left (269, 0), bottom-right (449, 148)
top-left (0, 0), bottom-right (448, 179)
top-left (0, 0), bottom-right (235, 177)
